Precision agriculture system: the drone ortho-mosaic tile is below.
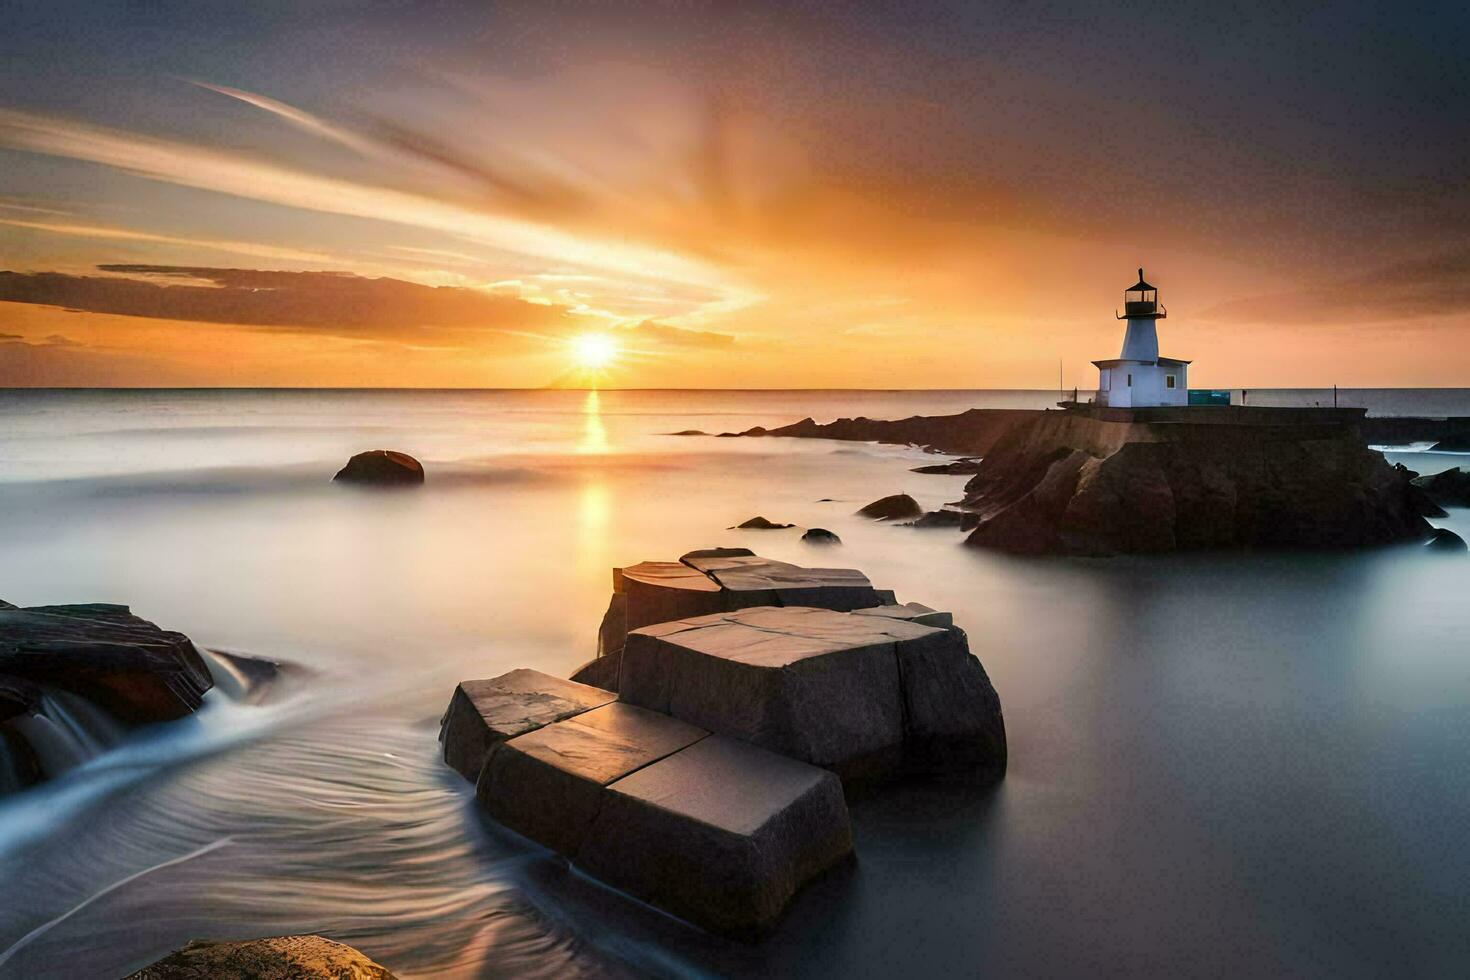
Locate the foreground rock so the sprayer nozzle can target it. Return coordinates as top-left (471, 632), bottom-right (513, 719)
top-left (958, 406), bottom-right (1431, 554)
top-left (856, 493), bottom-right (923, 521)
top-left (124, 935), bottom-right (396, 979)
top-left (619, 606), bottom-right (1005, 784)
top-left (1412, 467), bottom-right (1470, 507)
top-left (439, 669), bottom-right (614, 780)
top-left (577, 735), bottom-right (853, 938)
top-left (0, 603), bottom-right (214, 796)
top-left (333, 450), bottom-right (424, 485)
top-left (571, 551), bottom-right (894, 691)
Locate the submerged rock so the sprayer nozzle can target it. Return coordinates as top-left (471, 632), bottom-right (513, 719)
top-left (1425, 527), bottom-right (1467, 552)
top-left (731, 516), bottom-right (795, 529)
top-left (332, 450), bottom-right (424, 486)
top-left (1412, 467), bottom-right (1470, 507)
top-left (123, 935), bottom-right (396, 979)
top-left (856, 493), bottom-right (923, 521)
top-left (801, 527), bottom-right (841, 545)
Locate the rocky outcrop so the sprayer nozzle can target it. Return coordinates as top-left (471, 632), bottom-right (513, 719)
top-left (1413, 467), bottom-right (1470, 507)
top-left (0, 603), bottom-right (215, 796)
top-left (333, 450), bottom-right (424, 485)
top-left (801, 527), bottom-right (841, 545)
top-left (856, 493), bottom-right (923, 521)
top-left (958, 409), bottom-right (1432, 555)
top-left (726, 409), bottom-right (1039, 455)
top-left (123, 935), bottom-right (396, 979)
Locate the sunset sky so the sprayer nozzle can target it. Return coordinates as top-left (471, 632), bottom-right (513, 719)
top-left (1, 1), bottom-right (1467, 388)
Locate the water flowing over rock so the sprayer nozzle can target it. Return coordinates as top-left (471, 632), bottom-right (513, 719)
top-left (332, 450), bottom-right (424, 485)
top-left (0, 603), bottom-right (214, 796)
top-left (958, 408), bottom-right (1432, 555)
top-left (123, 935), bottom-right (397, 979)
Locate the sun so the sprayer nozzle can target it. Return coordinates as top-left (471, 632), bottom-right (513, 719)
top-left (571, 333), bottom-right (618, 370)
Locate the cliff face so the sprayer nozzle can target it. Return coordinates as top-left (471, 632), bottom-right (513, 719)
top-left (960, 411), bottom-right (1431, 555)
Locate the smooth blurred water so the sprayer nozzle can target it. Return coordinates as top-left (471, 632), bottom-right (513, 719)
top-left (0, 388), bottom-right (1467, 978)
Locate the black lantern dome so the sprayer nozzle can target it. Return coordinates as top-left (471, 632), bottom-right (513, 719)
top-left (1118, 268), bottom-right (1166, 320)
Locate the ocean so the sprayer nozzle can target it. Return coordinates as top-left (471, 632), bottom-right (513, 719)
top-left (0, 388), bottom-right (1467, 978)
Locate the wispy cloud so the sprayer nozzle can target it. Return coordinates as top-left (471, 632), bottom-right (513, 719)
top-left (0, 217), bottom-right (335, 265)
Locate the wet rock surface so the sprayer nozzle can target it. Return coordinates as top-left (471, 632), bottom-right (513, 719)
top-left (332, 450), bottom-right (424, 485)
top-left (123, 935), bottom-right (397, 979)
top-left (439, 669), bottom-right (615, 781)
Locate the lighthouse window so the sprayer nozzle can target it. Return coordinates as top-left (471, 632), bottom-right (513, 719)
top-left (1166, 375), bottom-right (1176, 389)
top-left (1126, 373), bottom-right (1132, 387)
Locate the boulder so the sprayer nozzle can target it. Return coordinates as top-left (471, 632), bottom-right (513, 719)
top-left (0, 604), bottom-right (212, 724)
top-left (731, 516), bottom-right (795, 529)
top-left (438, 669), bottom-right (614, 781)
top-left (912, 508), bottom-right (977, 529)
top-left (801, 527), bottom-right (841, 545)
top-left (1425, 527), bottom-right (1467, 552)
top-left (911, 458), bottom-right (984, 475)
top-left (581, 553), bottom-right (895, 690)
top-left (1412, 467), bottom-right (1470, 507)
top-left (619, 606), bottom-right (1005, 783)
top-left (332, 450), bottom-right (424, 486)
top-left (577, 735), bottom-right (853, 938)
top-left (856, 493), bottom-right (923, 521)
top-left (477, 702), bottom-right (707, 855)
top-left (123, 935), bottom-right (396, 979)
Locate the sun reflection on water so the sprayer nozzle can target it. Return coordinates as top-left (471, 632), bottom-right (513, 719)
top-left (578, 390), bottom-right (608, 454)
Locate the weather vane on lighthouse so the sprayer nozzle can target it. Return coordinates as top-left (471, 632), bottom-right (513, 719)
top-left (1092, 268), bottom-right (1191, 407)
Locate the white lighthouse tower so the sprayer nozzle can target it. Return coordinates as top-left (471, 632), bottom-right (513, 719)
top-left (1093, 269), bottom-right (1190, 408)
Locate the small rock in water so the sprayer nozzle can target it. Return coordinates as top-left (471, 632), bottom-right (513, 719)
top-left (731, 516), bottom-right (795, 529)
top-left (123, 935), bottom-right (397, 979)
top-left (911, 458), bottom-right (983, 475)
top-left (668, 429), bottom-right (708, 436)
top-left (1412, 467), bottom-right (1470, 507)
top-left (333, 450), bottom-right (424, 486)
top-left (856, 493), bottom-right (923, 521)
top-left (1425, 527), bottom-right (1467, 552)
top-left (802, 527), bottom-right (841, 545)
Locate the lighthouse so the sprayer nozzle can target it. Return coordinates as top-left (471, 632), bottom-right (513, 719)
top-left (1092, 269), bottom-right (1190, 407)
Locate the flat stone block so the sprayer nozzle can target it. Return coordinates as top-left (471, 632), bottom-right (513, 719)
top-left (578, 734), bottom-right (853, 938)
top-left (853, 601), bottom-right (954, 629)
top-left (439, 669), bottom-right (615, 781)
top-left (477, 702), bottom-right (706, 855)
top-left (621, 607), bottom-right (933, 780)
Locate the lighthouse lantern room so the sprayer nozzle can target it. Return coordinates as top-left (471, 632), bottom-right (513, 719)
top-left (1093, 268), bottom-right (1190, 408)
